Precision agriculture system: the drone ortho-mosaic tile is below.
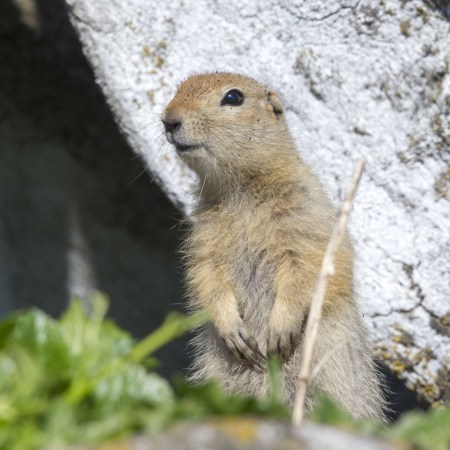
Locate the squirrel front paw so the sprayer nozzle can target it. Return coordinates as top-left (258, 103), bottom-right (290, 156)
top-left (267, 307), bottom-right (304, 361)
top-left (218, 322), bottom-right (266, 371)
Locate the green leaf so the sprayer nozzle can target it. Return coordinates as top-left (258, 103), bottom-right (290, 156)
top-left (0, 314), bottom-right (18, 349)
top-left (130, 310), bottom-right (208, 363)
top-left (387, 406), bottom-right (450, 450)
top-left (310, 395), bottom-right (354, 424)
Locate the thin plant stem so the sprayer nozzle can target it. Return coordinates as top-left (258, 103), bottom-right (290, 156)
top-left (292, 159), bottom-right (366, 426)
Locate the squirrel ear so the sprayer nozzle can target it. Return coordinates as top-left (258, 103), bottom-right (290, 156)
top-left (265, 90), bottom-right (284, 117)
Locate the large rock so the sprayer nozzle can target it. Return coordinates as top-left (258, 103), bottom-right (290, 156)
top-left (65, 0), bottom-right (450, 404)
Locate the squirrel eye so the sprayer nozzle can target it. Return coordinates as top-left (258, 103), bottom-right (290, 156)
top-left (221, 89), bottom-right (244, 106)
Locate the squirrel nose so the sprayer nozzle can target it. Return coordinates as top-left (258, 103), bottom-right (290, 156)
top-left (162, 118), bottom-right (181, 133)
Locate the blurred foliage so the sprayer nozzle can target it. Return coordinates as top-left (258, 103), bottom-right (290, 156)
top-left (0, 294), bottom-right (448, 449)
top-left (386, 406), bottom-right (450, 450)
top-left (311, 396), bottom-right (450, 450)
top-left (0, 294), bottom-right (287, 449)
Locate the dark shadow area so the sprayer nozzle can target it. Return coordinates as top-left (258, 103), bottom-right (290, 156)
top-left (378, 363), bottom-right (428, 422)
top-left (0, 0), bottom-right (189, 377)
top-left (423, 0), bottom-right (450, 20)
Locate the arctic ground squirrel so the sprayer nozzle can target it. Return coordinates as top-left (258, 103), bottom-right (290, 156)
top-left (162, 72), bottom-right (386, 421)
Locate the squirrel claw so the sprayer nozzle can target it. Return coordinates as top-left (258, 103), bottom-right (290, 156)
top-left (221, 326), bottom-right (266, 371)
top-left (267, 330), bottom-right (298, 361)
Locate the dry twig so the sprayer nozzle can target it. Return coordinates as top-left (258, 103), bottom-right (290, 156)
top-left (292, 159), bottom-right (367, 426)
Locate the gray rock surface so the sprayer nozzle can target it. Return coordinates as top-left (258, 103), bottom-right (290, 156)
top-left (64, 0), bottom-right (450, 404)
top-left (70, 419), bottom-right (407, 450)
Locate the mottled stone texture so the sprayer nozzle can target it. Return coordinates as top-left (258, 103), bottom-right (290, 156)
top-left (64, 0), bottom-right (450, 403)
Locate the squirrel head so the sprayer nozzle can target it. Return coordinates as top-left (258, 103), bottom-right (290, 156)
top-left (162, 72), bottom-right (294, 181)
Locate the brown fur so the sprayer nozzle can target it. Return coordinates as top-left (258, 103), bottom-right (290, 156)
top-left (162, 73), bottom-right (386, 421)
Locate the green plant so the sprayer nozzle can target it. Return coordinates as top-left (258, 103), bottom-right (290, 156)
top-left (0, 294), bottom-right (287, 449)
top-left (0, 294), bottom-right (448, 450)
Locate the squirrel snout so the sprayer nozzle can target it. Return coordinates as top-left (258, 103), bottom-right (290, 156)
top-left (162, 108), bottom-right (182, 133)
top-left (162, 118), bottom-right (181, 133)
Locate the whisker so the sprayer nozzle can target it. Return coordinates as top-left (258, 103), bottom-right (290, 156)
top-left (197, 173), bottom-right (207, 209)
top-left (129, 167), bottom-right (149, 184)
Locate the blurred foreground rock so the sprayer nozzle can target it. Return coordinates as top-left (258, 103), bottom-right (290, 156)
top-left (69, 419), bottom-right (409, 450)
